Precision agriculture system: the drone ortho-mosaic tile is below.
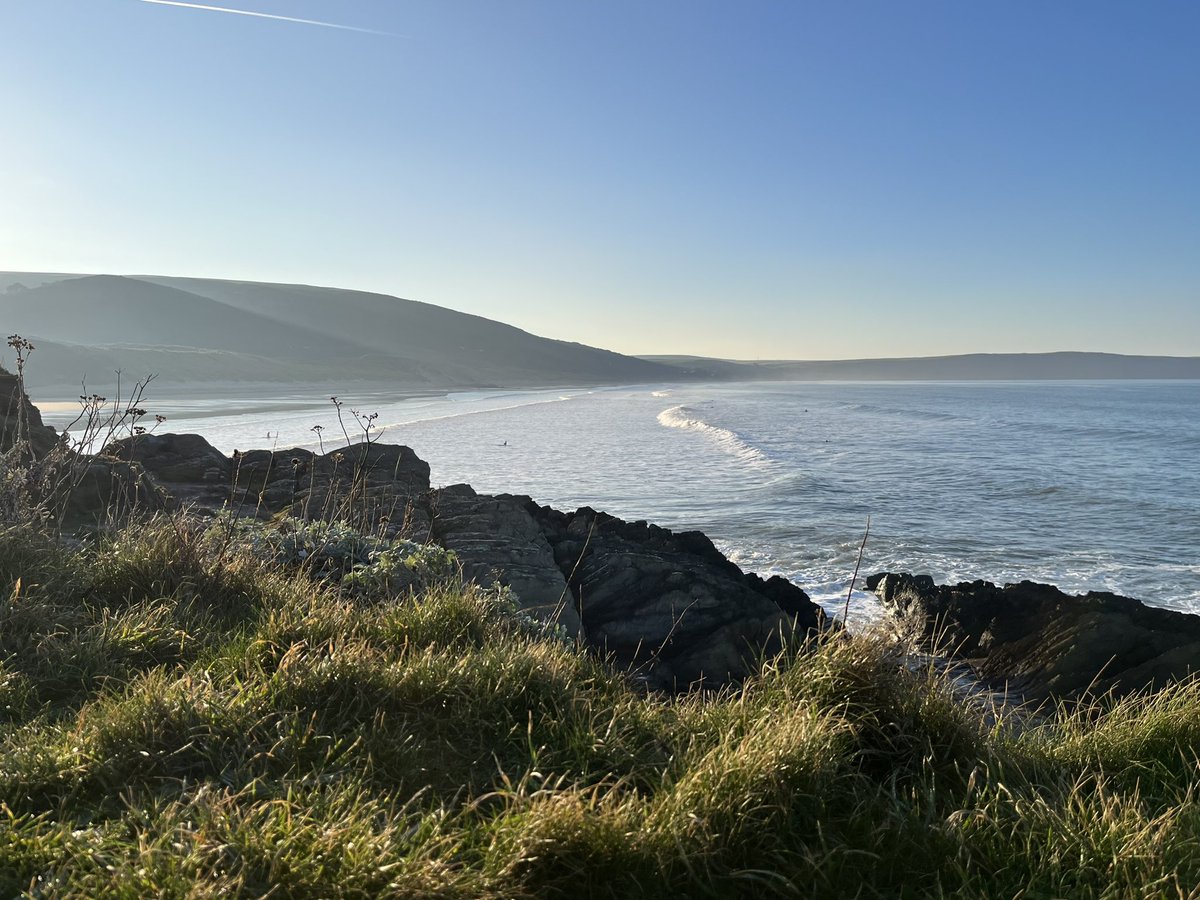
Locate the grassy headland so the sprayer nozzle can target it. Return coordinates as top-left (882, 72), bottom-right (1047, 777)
top-left (4, 516), bottom-right (1200, 898)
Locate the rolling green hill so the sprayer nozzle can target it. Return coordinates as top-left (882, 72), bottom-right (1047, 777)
top-left (4, 272), bottom-right (1197, 393)
top-left (0, 273), bottom-right (673, 391)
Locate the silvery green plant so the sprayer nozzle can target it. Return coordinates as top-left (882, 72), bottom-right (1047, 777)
top-left (209, 513), bottom-right (458, 597)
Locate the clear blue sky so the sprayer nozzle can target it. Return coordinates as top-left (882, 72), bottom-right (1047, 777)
top-left (3, 1), bottom-right (1198, 359)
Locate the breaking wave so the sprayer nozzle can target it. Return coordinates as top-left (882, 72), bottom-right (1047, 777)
top-left (656, 405), bottom-right (770, 466)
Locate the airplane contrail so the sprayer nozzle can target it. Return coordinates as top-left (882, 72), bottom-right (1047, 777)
top-left (136, 0), bottom-right (392, 35)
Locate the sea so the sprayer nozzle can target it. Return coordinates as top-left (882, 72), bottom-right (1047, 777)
top-left (41, 380), bottom-right (1200, 624)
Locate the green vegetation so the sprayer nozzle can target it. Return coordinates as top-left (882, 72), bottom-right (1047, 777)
top-left (2, 517), bottom-right (1200, 897)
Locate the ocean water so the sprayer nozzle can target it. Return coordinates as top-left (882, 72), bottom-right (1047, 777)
top-left (43, 380), bottom-right (1200, 623)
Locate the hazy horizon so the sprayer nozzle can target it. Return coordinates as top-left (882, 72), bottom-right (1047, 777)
top-left (9, 270), bottom-right (1200, 367)
top-left (4, 272), bottom-right (1198, 398)
top-left (3, 2), bottom-right (1198, 359)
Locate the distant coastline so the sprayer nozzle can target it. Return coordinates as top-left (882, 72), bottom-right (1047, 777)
top-left (640, 351), bottom-right (1200, 382)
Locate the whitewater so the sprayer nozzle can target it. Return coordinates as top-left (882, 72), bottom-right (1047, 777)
top-left (44, 380), bottom-right (1200, 623)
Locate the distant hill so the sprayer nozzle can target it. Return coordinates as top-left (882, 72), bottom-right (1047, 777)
top-left (3, 272), bottom-right (1197, 393)
top-left (137, 276), bottom-right (672, 389)
top-left (0, 273), bottom-right (673, 391)
top-left (0, 275), bottom-right (376, 362)
top-left (643, 353), bottom-right (1200, 381)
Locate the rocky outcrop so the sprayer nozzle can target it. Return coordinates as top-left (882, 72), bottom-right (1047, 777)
top-left (102, 433), bottom-right (233, 511)
top-left (14, 356), bottom-right (1196, 701)
top-left (429, 484), bottom-right (583, 637)
top-left (100, 432), bottom-right (827, 689)
top-left (61, 457), bottom-right (169, 525)
top-left (426, 488), bottom-right (827, 689)
top-left (107, 435), bottom-right (432, 535)
top-left (527, 504), bottom-right (824, 690)
top-left (1, 367), bottom-right (167, 526)
top-left (1, 368), bottom-right (59, 457)
top-left (868, 572), bottom-right (1200, 704)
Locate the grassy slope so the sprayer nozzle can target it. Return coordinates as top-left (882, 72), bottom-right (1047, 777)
top-left (0, 276), bottom-right (429, 389)
top-left (0, 276), bottom-right (378, 361)
top-left (138, 276), bottom-right (676, 386)
top-left (1, 273), bottom-right (676, 390)
top-left (3, 519), bottom-right (1200, 898)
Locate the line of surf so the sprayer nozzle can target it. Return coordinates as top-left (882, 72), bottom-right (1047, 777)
top-left (379, 390), bottom-right (587, 432)
top-left (656, 404), bottom-right (771, 467)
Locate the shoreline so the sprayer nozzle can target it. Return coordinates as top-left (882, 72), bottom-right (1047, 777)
top-left (30, 378), bottom-right (669, 431)
top-left (10, 369), bottom-right (1200, 704)
top-left (28, 377), bottom-right (1200, 619)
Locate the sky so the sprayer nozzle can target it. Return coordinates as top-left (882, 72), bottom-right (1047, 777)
top-left (2, 1), bottom-right (1198, 360)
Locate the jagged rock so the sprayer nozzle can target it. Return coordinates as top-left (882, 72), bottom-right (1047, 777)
top-left (1, 368), bottom-right (59, 457)
top-left (108, 435), bottom-right (431, 531)
top-left (427, 491), bottom-right (826, 690)
top-left (108, 433), bottom-right (232, 483)
top-left (0, 367), bottom-right (166, 526)
top-left (61, 457), bottom-right (169, 526)
top-left (430, 485), bottom-right (583, 637)
top-left (282, 443), bottom-right (431, 533)
top-left (102, 433), bottom-right (234, 512)
top-left (528, 505), bottom-right (825, 691)
top-left (868, 572), bottom-right (1200, 704)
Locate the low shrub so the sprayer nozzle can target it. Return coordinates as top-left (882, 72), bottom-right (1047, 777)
top-left (207, 513), bottom-right (458, 598)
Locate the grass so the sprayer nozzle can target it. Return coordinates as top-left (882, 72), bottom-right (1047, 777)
top-left (3, 517), bottom-right (1200, 897)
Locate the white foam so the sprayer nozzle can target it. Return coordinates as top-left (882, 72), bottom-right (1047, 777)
top-left (382, 392), bottom-right (579, 431)
top-left (656, 404), bottom-right (770, 467)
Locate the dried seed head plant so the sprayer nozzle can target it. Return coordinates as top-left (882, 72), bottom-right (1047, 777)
top-left (1, 335), bottom-right (163, 531)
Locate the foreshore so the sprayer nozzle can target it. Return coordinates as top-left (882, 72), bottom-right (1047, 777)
top-left (31, 379), bottom-right (444, 423)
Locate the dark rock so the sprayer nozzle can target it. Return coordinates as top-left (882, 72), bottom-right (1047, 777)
top-left (748, 572), bottom-right (820, 616)
top-left (429, 485), bottom-right (583, 636)
top-left (107, 433), bottom-right (232, 483)
top-left (0, 369), bottom-right (167, 525)
top-left (425, 489), bottom-right (825, 690)
top-left (527, 504), bottom-right (825, 691)
top-left (54, 420), bottom-right (829, 693)
top-left (869, 572), bottom-right (1200, 704)
top-left (301, 442), bottom-right (430, 526)
top-left (108, 435), bottom-right (431, 531)
top-left (61, 457), bottom-right (169, 526)
top-left (106, 432), bottom-right (237, 512)
top-left (1, 368), bottom-right (59, 458)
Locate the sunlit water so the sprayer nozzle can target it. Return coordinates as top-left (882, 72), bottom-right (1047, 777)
top-left (42, 380), bottom-right (1200, 623)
